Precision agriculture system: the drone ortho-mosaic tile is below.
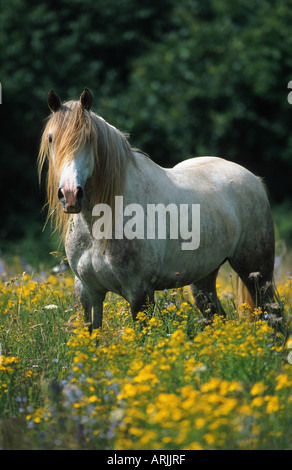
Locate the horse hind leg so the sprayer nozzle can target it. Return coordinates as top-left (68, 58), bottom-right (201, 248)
top-left (236, 276), bottom-right (255, 310)
top-left (235, 267), bottom-right (277, 311)
top-left (191, 268), bottom-right (226, 320)
top-left (229, 244), bottom-right (283, 323)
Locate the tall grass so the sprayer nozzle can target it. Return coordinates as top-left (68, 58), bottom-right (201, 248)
top-left (0, 257), bottom-right (291, 450)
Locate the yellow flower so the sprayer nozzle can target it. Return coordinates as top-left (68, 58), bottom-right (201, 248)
top-left (138, 430), bottom-right (157, 447)
top-left (88, 395), bottom-right (99, 403)
top-left (250, 382), bottom-right (267, 396)
top-left (266, 396), bottom-right (279, 414)
top-left (184, 442), bottom-right (203, 450)
top-left (128, 426), bottom-right (143, 436)
top-left (136, 311), bottom-right (148, 322)
top-left (133, 364), bottom-right (159, 385)
top-left (195, 417), bottom-right (205, 429)
top-left (215, 398), bottom-right (238, 416)
top-left (253, 307), bottom-right (262, 316)
top-left (275, 373), bottom-right (292, 390)
top-left (121, 327), bottom-right (136, 341)
top-left (148, 317), bottom-right (159, 326)
top-left (203, 433), bottom-right (216, 445)
top-left (24, 370), bottom-right (33, 378)
top-left (169, 329), bottom-right (186, 343)
top-left (228, 381), bottom-right (243, 393)
top-left (251, 397), bottom-right (265, 408)
top-left (201, 378), bottom-right (221, 393)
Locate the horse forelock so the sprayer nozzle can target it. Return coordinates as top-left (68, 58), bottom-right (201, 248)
top-left (38, 99), bottom-right (134, 239)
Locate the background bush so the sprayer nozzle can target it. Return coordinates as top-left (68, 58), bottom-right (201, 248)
top-left (1, 0), bottom-right (292, 266)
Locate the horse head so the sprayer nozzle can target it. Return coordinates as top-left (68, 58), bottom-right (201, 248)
top-left (46, 88), bottom-right (94, 214)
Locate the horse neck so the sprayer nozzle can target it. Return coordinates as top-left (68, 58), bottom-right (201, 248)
top-left (79, 144), bottom-right (133, 228)
top-left (77, 149), bottom-right (163, 237)
top-left (125, 150), bottom-right (163, 201)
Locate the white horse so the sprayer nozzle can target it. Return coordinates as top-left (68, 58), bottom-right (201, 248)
top-left (39, 88), bottom-right (279, 330)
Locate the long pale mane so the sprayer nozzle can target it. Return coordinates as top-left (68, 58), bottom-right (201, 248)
top-left (38, 100), bottom-right (134, 240)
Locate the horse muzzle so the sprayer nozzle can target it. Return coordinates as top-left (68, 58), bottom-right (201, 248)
top-left (57, 185), bottom-right (84, 213)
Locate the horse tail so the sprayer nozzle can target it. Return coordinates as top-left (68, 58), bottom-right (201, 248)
top-left (236, 276), bottom-right (255, 311)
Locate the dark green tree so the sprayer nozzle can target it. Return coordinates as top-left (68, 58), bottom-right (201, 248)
top-left (1, 0), bottom-right (292, 258)
top-left (102, 0), bottom-right (292, 203)
top-left (0, 0), bottom-right (172, 244)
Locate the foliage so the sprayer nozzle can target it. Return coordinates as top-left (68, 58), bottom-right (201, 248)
top-left (273, 200), bottom-right (292, 246)
top-left (115, 0), bottom-right (292, 177)
top-left (0, 265), bottom-right (291, 450)
top-left (1, 0), bottom-right (292, 249)
top-left (0, 0), bottom-right (171, 244)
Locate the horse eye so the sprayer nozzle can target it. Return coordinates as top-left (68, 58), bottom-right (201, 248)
top-left (48, 134), bottom-right (53, 143)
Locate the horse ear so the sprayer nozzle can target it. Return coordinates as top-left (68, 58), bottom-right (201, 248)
top-left (80, 88), bottom-right (93, 110)
top-left (48, 90), bottom-right (62, 112)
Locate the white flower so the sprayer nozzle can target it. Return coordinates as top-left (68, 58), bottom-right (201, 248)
top-left (43, 304), bottom-right (58, 310)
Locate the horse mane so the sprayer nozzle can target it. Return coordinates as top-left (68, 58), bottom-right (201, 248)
top-left (38, 100), bottom-right (134, 240)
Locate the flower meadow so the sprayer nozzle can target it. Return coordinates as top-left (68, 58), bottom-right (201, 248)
top-left (0, 258), bottom-right (292, 450)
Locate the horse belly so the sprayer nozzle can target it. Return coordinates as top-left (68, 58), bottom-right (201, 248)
top-left (155, 242), bottom-right (227, 289)
top-left (153, 197), bottom-right (240, 289)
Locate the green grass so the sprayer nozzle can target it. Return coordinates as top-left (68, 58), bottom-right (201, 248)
top-left (0, 261), bottom-right (291, 450)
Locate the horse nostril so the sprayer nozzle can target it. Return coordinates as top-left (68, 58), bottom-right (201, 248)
top-left (76, 186), bottom-right (84, 201)
top-left (57, 187), bottom-right (64, 201)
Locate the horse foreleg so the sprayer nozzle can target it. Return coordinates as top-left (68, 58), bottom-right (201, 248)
top-left (74, 276), bottom-right (91, 327)
top-left (75, 277), bottom-right (106, 331)
top-left (130, 290), bottom-right (155, 322)
top-left (92, 300), bottom-right (104, 330)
